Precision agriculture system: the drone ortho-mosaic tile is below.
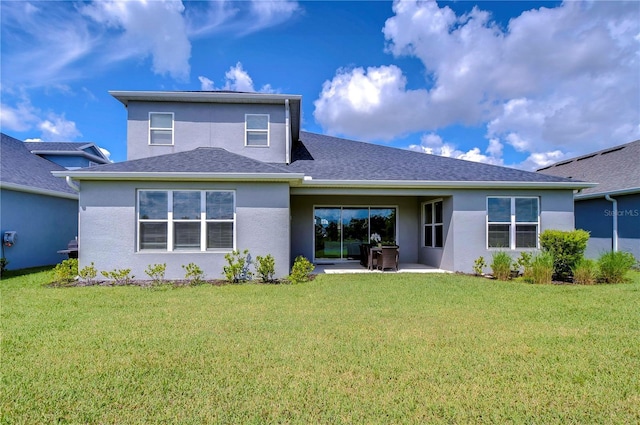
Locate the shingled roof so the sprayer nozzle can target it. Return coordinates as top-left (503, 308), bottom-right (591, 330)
top-left (288, 132), bottom-right (578, 183)
top-left (0, 133), bottom-right (77, 197)
top-left (537, 140), bottom-right (640, 197)
top-left (23, 141), bottom-right (110, 164)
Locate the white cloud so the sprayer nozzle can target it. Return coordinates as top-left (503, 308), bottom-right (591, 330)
top-left (0, 98), bottom-right (80, 141)
top-left (316, 0), bottom-right (639, 165)
top-left (408, 133), bottom-right (503, 165)
top-left (38, 113), bottom-right (82, 141)
top-left (198, 63), bottom-right (278, 93)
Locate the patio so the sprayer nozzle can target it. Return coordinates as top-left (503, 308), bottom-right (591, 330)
top-left (313, 262), bottom-right (449, 274)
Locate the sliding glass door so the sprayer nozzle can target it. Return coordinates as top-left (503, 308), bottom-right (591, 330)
top-left (314, 207), bottom-right (396, 261)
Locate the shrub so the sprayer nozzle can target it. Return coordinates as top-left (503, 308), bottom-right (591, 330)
top-left (539, 229), bottom-right (590, 280)
top-left (182, 263), bottom-right (205, 285)
top-left (288, 256), bottom-right (314, 284)
top-left (473, 256), bottom-right (487, 276)
top-left (490, 251), bottom-right (512, 281)
top-left (255, 254), bottom-right (276, 283)
top-left (0, 257), bottom-right (8, 274)
top-left (515, 252), bottom-right (533, 276)
top-left (223, 250), bottom-right (253, 283)
top-left (526, 252), bottom-right (554, 284)
top-left (572, 258), bottom-right (598, 285)
top-left (145, 263), bottom-right (167, 285)
top-left (598, 251), bottom-right (636, 284)
top-left (53, 258), bottom-right (79, 284)
top-left (101, 268), bottom-right (134, 285)
top-left (78, 262), bottom-right (98, 284)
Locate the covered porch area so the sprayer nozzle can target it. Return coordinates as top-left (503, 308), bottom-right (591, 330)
top-left (313, 262), bottom-right (450, 274)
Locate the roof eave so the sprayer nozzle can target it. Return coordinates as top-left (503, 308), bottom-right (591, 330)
top-left (575, 187), bottom-right (640, 200)
top-left (109, 90), bottom-right (302, 107)
top-left (52, 171), bottom-right (305, 182)
top-left (294, 179), bottom-right (597, 190)
top-left (0, 182), bottom-right (78, 200)
top-left (30, 150), bottom-right (110, 164)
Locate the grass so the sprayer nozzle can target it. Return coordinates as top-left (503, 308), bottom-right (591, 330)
top-left (2, 268), bottom-right (640, 423)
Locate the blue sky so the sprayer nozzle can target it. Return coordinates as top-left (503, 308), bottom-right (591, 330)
top-left (1, 0), bottom-right (638, 169)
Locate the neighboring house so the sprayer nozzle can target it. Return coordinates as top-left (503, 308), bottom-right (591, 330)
top-left (54, 91), bottom-right (593, 279)
top-left (538, 140), bottom-right (640, 259)
top-left (23, 141), bottom-right (111, 169)
top-left (0, 134), bottom-right (79, 270)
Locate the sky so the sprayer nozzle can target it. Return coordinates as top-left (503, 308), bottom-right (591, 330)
top-left (1, 0), bottom-right (639, 170)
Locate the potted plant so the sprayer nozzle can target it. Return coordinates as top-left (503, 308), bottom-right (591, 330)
top-left (370, 233), bottom-right (382, 247)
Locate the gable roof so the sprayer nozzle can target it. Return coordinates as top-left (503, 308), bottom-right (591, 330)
top-left (58, 131), bottom-right (592, 190)
top-left (0, 133), bottom-right (77, 198)
top-left (23, 141), bottom-right (110, 164)
top-left (537, 139), bottom-right (640, 198)
top-left (287, 132), bottom-right (587, 187)
top-left (54, 147), bottom-right (302, 181)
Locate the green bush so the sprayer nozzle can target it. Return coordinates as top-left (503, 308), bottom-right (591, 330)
top-left (598, 251), bottom-right (636, 284)
top-left (223, 250), bottom-right (253, 283)
top-left (539, 229), bottom-right (590, 280)
top-left (101, 268), bottom-right (134, 285)
top-left (52, 258), bottom-right (79, 284)
top-left (473, 256), bottom-right (486, 276)
top-left (0, 257), bottom-right (8, 274)
top-left (572, 258), bottom-right (598, 285)
top-left (526, 252), bottom-right (554, 284)
top-left (255, 254), bottom-right (276, 283)
top-left (515, 252), bottom-right (533, 276)
top-left (182, 263), bottom-right (205, 285)
top-left (145, 263), bottom-right (167, 285)
top-left (78, 262), bottom-right (98, 284)
top-left (288, 256), bottom-right (314, 284)
top-left (490, 251), bottom-right (512, 281)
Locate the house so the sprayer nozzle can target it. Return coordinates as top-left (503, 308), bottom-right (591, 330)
top-left (23, 141), bottom-right (111, 169)
top-left (0, 134), bottom-right (79, 270)
top-left (538, 140), bottom-right (640, 259)
top-left (53, 91), bottom-right (593, 279)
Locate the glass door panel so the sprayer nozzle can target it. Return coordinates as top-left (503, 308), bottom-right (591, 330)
top-left (370, 208), bottom-right (396, 244)
top-left (315, 208), bottom-right (342, 260)
top-left (342, 208), bottom-right (369, 260)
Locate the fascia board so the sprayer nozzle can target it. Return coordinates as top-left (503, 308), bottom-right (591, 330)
top-left (52, 171), bottom-right (306, 182)
top-left (110, 91), bottom-right (302, 106)
top-left (0, 182), bottom-right (78, 200)
top-left (294, 179), bottom-right (598, 190)
top-left (575, 187), bottom-right (640, 200)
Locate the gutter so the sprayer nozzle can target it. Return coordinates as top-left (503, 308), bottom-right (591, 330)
top-left (0, 182), bottom-right (78, 200)
top-left (293, 179), bottom-right (597, 190)
top-left (605, 194), bottom-right (618, 252)
top-left (66, 176), bottom-right (80, 192)
top-left (285, 99), bottom-right (291, 165)
top-left (52, 171), bottom-right (306, 182)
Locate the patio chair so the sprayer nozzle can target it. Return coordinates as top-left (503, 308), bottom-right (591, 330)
top-left (366, 245), bottom-right (378, 270)
top-left (377, 246), bottom-right (398, 272)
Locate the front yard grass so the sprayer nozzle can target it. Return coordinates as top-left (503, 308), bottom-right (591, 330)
top-left (2, 269), bottom-right (639, 423)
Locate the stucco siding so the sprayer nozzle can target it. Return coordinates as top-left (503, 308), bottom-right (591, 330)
top-left (1, 189), bottom-right (78, 270)
top-left (126, 101), bottom-right (287, 163)
top-left (78, 181), bottom-right (291, 280)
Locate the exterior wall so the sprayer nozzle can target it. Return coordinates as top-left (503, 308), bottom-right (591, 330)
top-left (576, 194), bottom-right (640, 259)
top-left (126, 101), bottom-right (288, 163)
top-left (40, 155), bottom-right (91, 169)
top-left (78, 181), bottom-right (291, 280)
top-left (292, 188), bottom-right (576, 273)
top-left (450, 189), bottom-right (575, 273)
top-left (290, 195), bottom-right (420, 264)
top-left (0, 189), bottom-right (78, 270)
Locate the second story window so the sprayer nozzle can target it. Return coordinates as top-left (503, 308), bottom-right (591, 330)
top-left (149, 112), bottom-right (174, 145)
top-left (245, 114), bottom-right (269, 147)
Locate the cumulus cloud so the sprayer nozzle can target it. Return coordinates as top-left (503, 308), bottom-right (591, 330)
top-left (0, 98), bottom-right (81, 141)
top-left (198, 63), bottom-right (278, 93)
top-left (315, 0), bottom-right (639, 166)
top-left (408, 133), bottom-right (503, 165)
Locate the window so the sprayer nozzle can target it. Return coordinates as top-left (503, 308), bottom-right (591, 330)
top-left (423, 200), bottom-right (443, 248)
top-left (245, 114), bottom-right (269, 147)
top-left (149, 112), bottom-right (174, 145)
top-left (487, 197), bottom-right (539, 249)
top-left (138, 190), bottom-right (235, 251)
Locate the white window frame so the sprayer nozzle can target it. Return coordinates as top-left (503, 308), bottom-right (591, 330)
top-left (244, 114), bottom-right (270, 147)
top-left (422, 199), bottom-right (444, 248)
top-left (149, 112), bottom-right (174, 146)
top-left (486, 196), bottom-right (539, 250)
top-left (137, 190), bottom-right (235, 252)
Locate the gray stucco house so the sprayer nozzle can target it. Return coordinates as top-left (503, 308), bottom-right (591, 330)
top-left (55, 91), bottom-right (593, 279)
top-left (0, 134), bottom-right (80, 270)
top-left (538, 140), bottom-right (640, 259)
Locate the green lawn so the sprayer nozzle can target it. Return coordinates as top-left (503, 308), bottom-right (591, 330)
top-left (2, 269), bottom-right (639, 423)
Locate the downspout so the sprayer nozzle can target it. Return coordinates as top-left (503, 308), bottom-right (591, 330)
top-left (285, 99), bottom-right (291, 165)
top-left (605, 194), bottom-right (618, 252)
top-left (66, 176), bottom-right (80, 192)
